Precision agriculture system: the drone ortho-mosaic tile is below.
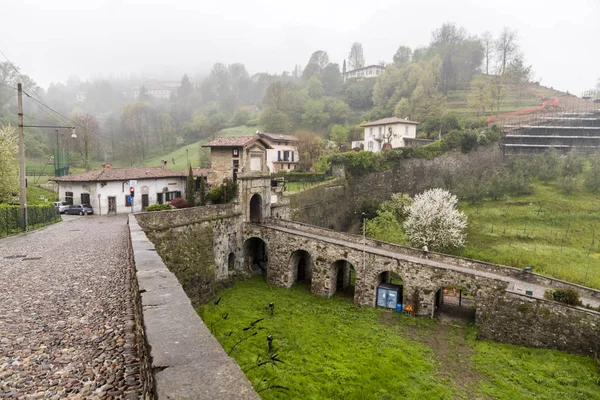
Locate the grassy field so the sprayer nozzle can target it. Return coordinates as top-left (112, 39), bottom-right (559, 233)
top-left (26, 185), bottom-right (58, 205)
top-left (198, 278), bottom-right (600, 400)
top-left (461, 183), bottom-right (600, 289)
top-left (445, 78), bottom-right (565, 117)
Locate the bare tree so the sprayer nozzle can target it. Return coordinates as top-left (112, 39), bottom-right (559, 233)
top-left (348, 42), bottom-right (365, 70)
top-left (496, 27), bottom-right (518, 75)
top-left (481, 31), bottom-right (494, 75)
top-left (71, 112), bottom-right (100, 171)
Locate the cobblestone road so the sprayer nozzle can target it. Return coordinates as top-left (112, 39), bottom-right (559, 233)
top-left (0, 215), bottom-right (141, 399)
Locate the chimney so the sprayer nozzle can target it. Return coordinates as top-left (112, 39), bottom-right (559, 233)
top-left (102, 163), bottom-right (112, 169)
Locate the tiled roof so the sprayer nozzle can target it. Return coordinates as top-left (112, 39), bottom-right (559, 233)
top-left (258, 133), bottom-right (298, 143)
top-left (191, 168), bottom-right (210, 177)
top-left (361, 117), bottom-right (419, 127)
top-left (53, 167), bottom-right (187, 182)
top-left (202, 136), bottom-right (273, 149)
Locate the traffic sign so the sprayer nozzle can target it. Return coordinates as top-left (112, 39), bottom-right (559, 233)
top-left (127, 196), bottom-right (133, 203)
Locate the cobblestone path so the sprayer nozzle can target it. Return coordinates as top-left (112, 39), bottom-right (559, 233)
top-left (0, 215), bottom-right (141, 399)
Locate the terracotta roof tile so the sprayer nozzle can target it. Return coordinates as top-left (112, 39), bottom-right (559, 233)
top-left (361, 117), bottom-right (419, 127)
top-left (53, 167), bottom-right (186, 182)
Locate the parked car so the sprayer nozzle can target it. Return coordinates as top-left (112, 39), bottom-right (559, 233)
top-left (54, 201), bottom-right (69, 214)
top-left (64, 204), bottom-right (94, 215)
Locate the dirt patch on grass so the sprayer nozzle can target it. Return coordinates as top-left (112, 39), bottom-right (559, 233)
top-left (381, 312), bottom-right (489, 400)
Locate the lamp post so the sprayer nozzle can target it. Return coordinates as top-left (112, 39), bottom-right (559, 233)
top-left (17, 83), bottom-right (76, 231)
top-left (362, 212), bottom-right (366, 273)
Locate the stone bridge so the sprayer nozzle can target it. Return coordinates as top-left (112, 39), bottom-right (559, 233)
top-left (242, 219), bottom-right (600, 325)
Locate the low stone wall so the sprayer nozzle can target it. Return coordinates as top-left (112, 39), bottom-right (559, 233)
top-left (478, 291), bottom-right (600, 356)
top-left (128, 215), bottom-right (259, 399)
top-left (135, 203), bottom-right (238, 231)
top-left (266, 219), bottom-right (600, 302)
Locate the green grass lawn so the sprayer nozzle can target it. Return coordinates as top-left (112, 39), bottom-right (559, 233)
top-left (26, 185), bottom-right (58, 205)
top-left (198, 278), bottom-right (600, 400)
top-left (461, 183), bottom-right (600, 289)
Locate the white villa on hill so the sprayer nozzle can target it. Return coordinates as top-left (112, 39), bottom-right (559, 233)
top-left (342, 65), bottom-right (384, 82)
top-left (352, 117), bottom-right (419, 152)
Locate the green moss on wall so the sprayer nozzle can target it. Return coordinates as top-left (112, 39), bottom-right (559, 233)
top-left (149, 226), bottom-right (215, 305)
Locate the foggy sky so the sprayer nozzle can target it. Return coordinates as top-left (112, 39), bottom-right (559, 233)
top-left (2, 0), bottom-right (599, 94)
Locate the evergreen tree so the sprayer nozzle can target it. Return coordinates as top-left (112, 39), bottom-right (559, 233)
top-left (186, 166), bottom-right (196, 207)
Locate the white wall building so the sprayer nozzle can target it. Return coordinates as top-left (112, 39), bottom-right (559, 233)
top-left (342, 65), bottom-right (385, 82)
top-left (258, 133), bottom-right (299, 172)
top-left (352, 117), bottom-right (419, 152)
top-left (54, 166), bottom-right (188, 214)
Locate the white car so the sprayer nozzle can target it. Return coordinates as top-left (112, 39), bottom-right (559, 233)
top-left (54, 201), bottom-right (69, 214)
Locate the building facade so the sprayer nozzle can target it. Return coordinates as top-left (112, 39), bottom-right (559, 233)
top-left (342, 65), bottom-right (385, 82)
top-left (258, 133), bottom-right (299, 172)
top-left (54, 166), bottom-right (188, 214)
top-left (202, 136), bottom-right (273, 186)
top-left (352, 117), bottom-right (419, 152)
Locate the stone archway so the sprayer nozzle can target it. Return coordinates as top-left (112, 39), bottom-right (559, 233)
top-left (433, 285), bottom-right (476, 323)
top-left (243, 237), bottom-right (268, 276)
top-left (330, 260), bottom-right (356, 298)
top-left (227, 252), bottom-right (235, 273)
top-left (290, 250), bottom-right (312, 286)
top-left (249, 194), bottom-right (262, 223)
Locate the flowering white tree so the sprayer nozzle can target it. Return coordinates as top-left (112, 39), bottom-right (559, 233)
top-left (403, 188), bottom-right (467, 251)
top-left (0, 125), bottom-right (18, 203)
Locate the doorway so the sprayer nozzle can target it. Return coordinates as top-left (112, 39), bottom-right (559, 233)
top-left (108, 197), bottom-right (117, 213)
top-left (142, 194), bottom-right (149, 210)
top-left (250, 194), bottom-right (262, 223)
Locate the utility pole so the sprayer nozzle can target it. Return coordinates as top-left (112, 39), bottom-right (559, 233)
top-left (17, 83), bottom-right (27, 231)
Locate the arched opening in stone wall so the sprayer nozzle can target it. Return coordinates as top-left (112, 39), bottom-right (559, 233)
top-left (290, 250), bottom-right (312, 286)
top-left (331, 260), bottom-right (356, 298)
top-left (433, 285), bottom-right (476, 323)
top-left (227, 252), bottom-right (235, 273)
top-left (375, 271), bottom-right (404, 310)
top-left (249, 194), bottom-right (262, 223)
top-left (243, 237), bottom-right (268, 277)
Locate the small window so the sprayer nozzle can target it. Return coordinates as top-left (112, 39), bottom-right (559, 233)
top-left (370, 127), bottom-right (373, 136)
top-left (405, 126), bottom-right (409, 134)
top-left (232, 148), bottom-right (239, 157)
top-left (65, 191), bottom-right (73, 205)
top-left (157, 193), bottom-right (163, 204)
top-left (283, 151), bottom-right (290, 161)
top-left (288, 163), bottom-right (291, 169)
top-left (81, 193), bottom-right (90, 205)
top-left (368, 142), bottom-right (373, 149)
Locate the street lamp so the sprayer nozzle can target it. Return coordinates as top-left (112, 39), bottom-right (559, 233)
top-left (362, 212), bottom-right (366, 273)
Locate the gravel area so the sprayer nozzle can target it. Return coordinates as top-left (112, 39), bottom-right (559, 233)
top-left (0, 215), bottom-right (142, 399)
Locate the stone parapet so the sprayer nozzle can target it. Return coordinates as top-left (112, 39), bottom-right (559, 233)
top-left (128, 215), bottom-right (259, 399)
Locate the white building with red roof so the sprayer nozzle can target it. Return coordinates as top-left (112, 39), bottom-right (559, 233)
top-left (257, 132), bottom-right (299, 172)
top-left (52, 164), bottom-right (198, 214)
top-left (352, 117), bottom-right (419, 152)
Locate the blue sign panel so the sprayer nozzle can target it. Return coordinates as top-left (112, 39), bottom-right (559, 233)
top-left (128, 196), bottom-right (133, 203)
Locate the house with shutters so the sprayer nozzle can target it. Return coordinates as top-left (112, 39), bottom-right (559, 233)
top-left (202, 135), bottom-right (273, 186)
top-left (52, 164), bottom-right (205, 214)
top-left (257, 132), bottom-right (299, 172)
top-left (351, 117), bottom-right (419, 152)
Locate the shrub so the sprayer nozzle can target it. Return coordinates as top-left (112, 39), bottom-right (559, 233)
top-left (209, 179), bottom-right (238, 204)
top-left (146, 204), bottom-right (172, 212)
top-left (460, 131), bottom-right (479, 153)
top-left (544, 289), bottom-right (582, 306)
top-left (170, 197), bottom-right (189, 209)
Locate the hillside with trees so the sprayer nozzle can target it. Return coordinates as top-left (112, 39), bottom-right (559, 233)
top-left (0, 22), bottom-right (586, 176)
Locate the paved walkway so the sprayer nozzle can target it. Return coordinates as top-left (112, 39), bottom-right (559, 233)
top-left (263, 224), bottom-right (600, 309)
top-left (0, 215), bottom-right (141, 399)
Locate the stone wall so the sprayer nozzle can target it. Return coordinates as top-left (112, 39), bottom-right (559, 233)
top-left (478, 291), bottom-right (600, 356)
top-left (128, 215), bottom-right (259, 399)
top-left (136, 204), bottom-right (244, 303)
top-left (207, 148), bottom-right (237, 186)
top-left (288, 180), bottom-right (349, 230)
